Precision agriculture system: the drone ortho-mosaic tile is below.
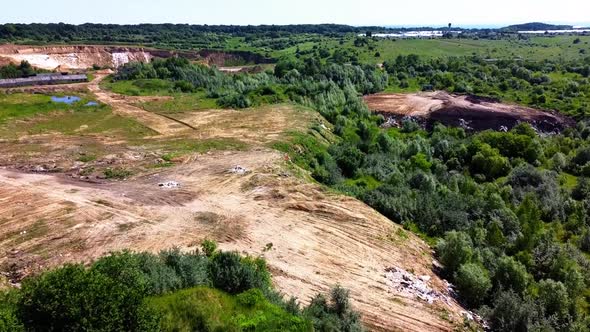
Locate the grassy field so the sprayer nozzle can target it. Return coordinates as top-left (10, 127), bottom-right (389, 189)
top-left (267, 35), bottom-right (590, 63)
top-left (0, 93), bottom-right (97, 123)
top-left (100, 78), bottom-right (174, 96)
top-left (139, 92), bottom-right (219, 114)
top-left (0, 93), bottom-right (155, 139)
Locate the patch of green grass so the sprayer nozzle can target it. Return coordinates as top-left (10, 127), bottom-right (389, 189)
top-left (0, 93), bottom-right (155, 139)
top-left (0, 93), bottom-right (92, 124)
top-left (559, 172), bottom-right (579, 190)
top-left (150, 138), bottom-right (248, 157)
top-left (103, 167), bottom-right (132, 180)
top-left (101, 78), bottom-right (173, 96)
top-left (402, 221), bottom-right (437, 247)
top-left (146, 287), bottom-right (312, 332)
top-left (345, 175), bottom-right (380, 190)
top-left (77, 154), bottom-right (97, 163)
top-left (22, 220), bottom-right (49, 241)
top-left (140, 91), bottom-right (219, 114)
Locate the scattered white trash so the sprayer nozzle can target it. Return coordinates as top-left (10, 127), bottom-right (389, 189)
top-left (229, 165), bottom-right (248, 174)
top-left (158, 181), bottom-right (180, 188)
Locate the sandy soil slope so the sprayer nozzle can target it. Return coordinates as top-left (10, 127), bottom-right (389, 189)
top-left (0, 75), bottom-right (474, 331)
top-left (0, 150), bottom-right (467, 331)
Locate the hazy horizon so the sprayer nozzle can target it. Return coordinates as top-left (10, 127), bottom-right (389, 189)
top-left (1, 0), bottom-right (589, 27)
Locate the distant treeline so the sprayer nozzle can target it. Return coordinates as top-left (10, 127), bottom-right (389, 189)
top-left (2, 22), bottom-right (580, 47)
top-left (0, 23), bottom-right (535, 45)
top-left (0, 23), bottom-right (365, 43)
top-left (502, 22), bottom-right (575, 32)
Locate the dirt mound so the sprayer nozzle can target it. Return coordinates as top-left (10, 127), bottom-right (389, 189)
top-left (196, 49), bottom-right (273, 67)
top-left (365, 92), bottom-right (574, 133)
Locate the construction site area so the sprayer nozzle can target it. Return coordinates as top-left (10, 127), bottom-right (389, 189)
top-left (0, 46), bottom-right (475, 331)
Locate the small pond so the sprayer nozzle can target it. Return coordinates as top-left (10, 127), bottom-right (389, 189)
top-left (51, 96), bottom-right (81, 104)
top-left (85, 101), bottom-right (99, 107)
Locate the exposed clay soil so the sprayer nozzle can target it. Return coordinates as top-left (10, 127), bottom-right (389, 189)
top-left (365, 91), bottom-right (575, 132)
top-left (196, 49), bottom-right (273, 67)
top-left (0, 76), bottom-right (472, 331)
top-left (0, 44), bottom-right (274, 72)
top-left (0, 45), bottom-right (158, 71)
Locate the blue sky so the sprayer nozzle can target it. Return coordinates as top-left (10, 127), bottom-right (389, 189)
top-left (2, 0), bottom-right (589, 27)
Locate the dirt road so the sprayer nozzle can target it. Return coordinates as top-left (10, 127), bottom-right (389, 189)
top-left (88, 74), bottom-right (196, 136)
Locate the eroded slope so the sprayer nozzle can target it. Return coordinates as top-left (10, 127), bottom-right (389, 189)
top-left (0, 79), bottom-right (472, 331)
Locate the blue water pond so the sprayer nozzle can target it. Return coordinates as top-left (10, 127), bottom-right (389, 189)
top-left (51, 96), bottom-right (81, 104)
top-left (85, 101), bottom-right (99, 107)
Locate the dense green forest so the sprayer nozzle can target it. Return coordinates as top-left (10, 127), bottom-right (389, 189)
top-left (104, 51), bottom-right (590, 331)
top-left (0, 241), bottom-right (363, 331)
top-left (0, 23), bottom-right (365, 48)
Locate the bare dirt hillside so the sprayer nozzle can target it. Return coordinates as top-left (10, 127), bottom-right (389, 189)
top-left (0, 44), bottom-right (274, 72)
top-left (365, 91), bottom-right (574, 132)
top-left (0, 77), bottom-right (474, 331)
top-left (0, 45), bottom-right (154, 71)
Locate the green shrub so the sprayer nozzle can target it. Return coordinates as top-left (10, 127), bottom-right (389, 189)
top-left (0, 291), bottom-right (23, 332)
top-left (454, 263), bottom-right (492, 307)
top-left (201, 239), bottom-right (218, 257)
top-left (493, 256), bottom-right (530, 294)
top-left (304, 286), bottom-right (364, 332)
top-left (18, 264), bottom-right (158, 331)
top-left (209, 251), bottom-right (271, 295)
top-left (135, 253), bottom-right (183, 295)
top-left (160, 248), bottom-right (210, 289)
top-left (173, 80), bottom-right (194, 92)
top-left (436, 231), bottom-right (474, 274)
top-left (103, 167), bottom-right (132, 179)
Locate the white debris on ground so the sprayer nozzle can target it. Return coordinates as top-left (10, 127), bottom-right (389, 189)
top-left (229, 165), bottom-right (248, 174)
top-left (384, 266), bottom-right (457, 305)
top-left (385, 266), bottom-right (489, 328)
top-left (158, 181), bottom-right (180, 188)
top-left (461, 310), bottom-right (489, 329)
top-left (380, 117), bottom-right (399, 128)
top-left (385, 267), bottom-right (442, 304)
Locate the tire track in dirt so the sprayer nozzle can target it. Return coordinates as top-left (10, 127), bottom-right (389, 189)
top-left (0, 150), bottom-right (470, 331)
top-left (87, 74), bottom-right (195, 136)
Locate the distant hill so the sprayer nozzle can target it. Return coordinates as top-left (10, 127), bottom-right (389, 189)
top-left (502, 22), bottom-right (573, 31)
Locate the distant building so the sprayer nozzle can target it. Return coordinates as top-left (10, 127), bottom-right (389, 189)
top-left (0, 73), bottom-right (88, 88)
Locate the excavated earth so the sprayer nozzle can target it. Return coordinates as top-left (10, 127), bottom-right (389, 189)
top-left (0, 45), bottom-right (158, 71)
top-left (365, 91), bottom-right (575, 133)
top-left (0, 45), bottom-right (273, 71)
top-left (0, 75), bottom-right (473, 331)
